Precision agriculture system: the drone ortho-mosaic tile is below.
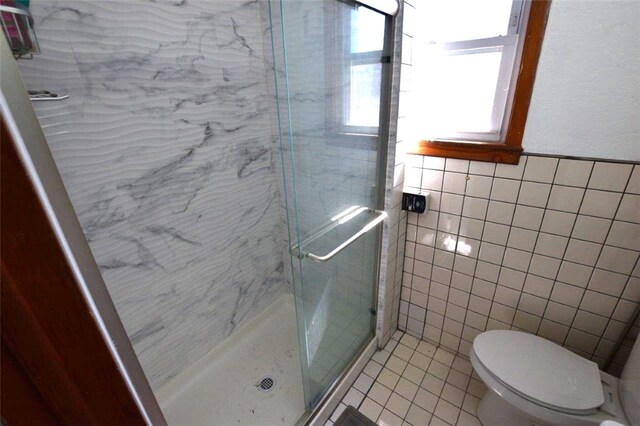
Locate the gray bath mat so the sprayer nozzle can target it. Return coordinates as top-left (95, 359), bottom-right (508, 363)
top-left (334, 406), bottom-right (377, 426)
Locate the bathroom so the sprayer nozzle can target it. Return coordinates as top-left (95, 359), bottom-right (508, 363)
top-left (0, 0), bottom-right (638, 425)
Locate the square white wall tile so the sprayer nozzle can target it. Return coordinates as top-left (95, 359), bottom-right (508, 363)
top-left (518, 182), bottom-right (552, 208)
top-left (469, 161), bottom-right (496, 177)
top-left (588, 162), bottom-right (633, 192)
top-left (495, 157), bottom-right (527, 180)
top-left (554, 159), bottom-right (593, 187)
top-left (572, 215), bottom-right (612, 243)
top-left (507, 227), bottom-right (538, 251)
top-left (491, 179), bottom-right (520, 203)
top-left (462, 197), bottom-right (489, 220)
top-left (597, 246), bottom-right (639, 275)
top-left (580, 190), bottom-right (622, 219)
top-left (486, 201), bottom-right (516, 225)
top-left (513, 206), bottom-right (545, 230)
top-left (547, 186), bottom-right (584, 213)
top-left (607, 221), bottom-right (640, 251)
top-left (534, 233), bottom-right (568, 258)
top-left (465, 175), bottom-right (493, 199)
top-left (400, 155), bottom-right (640, 367)
top-left (523, 156), bottom-right (558, 183)
top-left (616, 194), bottom-right (640, 223)
top-left (626, 166), bottom-right (640, 194)
top-left (443, 172), bottom-right (467, 195)
top-left (540, 210), bottom-right (576, 237)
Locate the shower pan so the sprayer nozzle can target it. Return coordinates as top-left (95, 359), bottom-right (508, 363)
top-left (6, 0), bottom-right (398, 423)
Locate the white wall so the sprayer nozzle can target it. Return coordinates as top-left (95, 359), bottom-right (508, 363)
top-left (523, 0), bottom-right (640, 161)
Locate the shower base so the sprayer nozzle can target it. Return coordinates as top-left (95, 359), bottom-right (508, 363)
top-left (156, 293), bottom-right (305, 425)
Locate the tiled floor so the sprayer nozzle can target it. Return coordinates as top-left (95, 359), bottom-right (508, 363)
top-left (329, 330), bottom-right (486, 426)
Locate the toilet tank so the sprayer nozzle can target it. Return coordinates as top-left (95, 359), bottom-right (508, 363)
top-left (620, 336), bottom-right (640, 426)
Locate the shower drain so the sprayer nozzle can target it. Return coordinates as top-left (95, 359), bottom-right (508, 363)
top-left (256, 375), bottom-right (276, 392)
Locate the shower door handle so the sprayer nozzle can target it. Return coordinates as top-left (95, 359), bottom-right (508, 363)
top-left (299, 209), bottom-right (387, 263)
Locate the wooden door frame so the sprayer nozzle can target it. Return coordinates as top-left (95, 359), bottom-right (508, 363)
top-left (1, 36), bottom-right (165, 425)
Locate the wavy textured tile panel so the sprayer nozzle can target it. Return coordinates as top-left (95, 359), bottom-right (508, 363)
top-left (17, 0), bottom-right (287, 390)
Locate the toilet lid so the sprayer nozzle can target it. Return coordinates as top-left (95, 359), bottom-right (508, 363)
top-left (473, 330), bottom-right (604, 414)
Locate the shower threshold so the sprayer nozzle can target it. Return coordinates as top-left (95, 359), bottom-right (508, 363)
top-left (156, 293), bottom-right (305, 426)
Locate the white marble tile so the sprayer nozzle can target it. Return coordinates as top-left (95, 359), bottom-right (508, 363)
top-left (18, 0), bottom-right (287, 390)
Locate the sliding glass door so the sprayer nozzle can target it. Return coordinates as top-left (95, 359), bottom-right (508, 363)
top-left (271, 0), bottom-right (393, 408)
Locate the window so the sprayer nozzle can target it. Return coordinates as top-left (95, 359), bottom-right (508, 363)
top-left (409, 0), bottom-right (551, 164)
top-left (344, 5), bottom-right (386, 133)
top-left (327, 3), bottom-right (390, 142)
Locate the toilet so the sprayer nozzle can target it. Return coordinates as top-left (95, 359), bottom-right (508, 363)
top-left (470, 330), bottom-right (639, 426)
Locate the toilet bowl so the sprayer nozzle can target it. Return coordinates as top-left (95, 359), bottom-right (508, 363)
top-left (470, 330), bottom-right (639, 426)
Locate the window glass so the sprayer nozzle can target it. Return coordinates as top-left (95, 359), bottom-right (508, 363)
top-left (420, 0), bottom-right (515, 42)
top-left (350, 6), bottom-right (385, 53)
top-left (347, 63), bottom-right (382, 128)
top-left (416, 50), bottom-right (503, 136)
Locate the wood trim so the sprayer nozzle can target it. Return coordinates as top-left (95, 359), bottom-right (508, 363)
top-left (409, 0), bottom-right (552, 164)
top-left (0, 119), bottom-right (146, 425)
top-left (411, 140), bottom-right (523, 164)
top-left (504, 0), bottom-right (551, 147)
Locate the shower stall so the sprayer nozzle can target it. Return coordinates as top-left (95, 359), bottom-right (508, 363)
top-left (5, 0), bottom-right (399, 423)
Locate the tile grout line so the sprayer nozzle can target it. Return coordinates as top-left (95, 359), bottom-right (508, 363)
top-left (559, 164), bottom-right (628, 354)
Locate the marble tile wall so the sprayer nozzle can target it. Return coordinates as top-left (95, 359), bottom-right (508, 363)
top-left (17, 0), bottom-right (287, 390)
top-left (376, 0), bottom-right (408, 347)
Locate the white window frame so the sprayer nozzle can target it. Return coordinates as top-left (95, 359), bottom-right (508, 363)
top-left (336, 3), bottom-right (387, 137)
top-left (423, 0), bottom-right (527, 143)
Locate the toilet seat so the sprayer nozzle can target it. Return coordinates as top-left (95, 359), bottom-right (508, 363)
top-left (472, 330), bottom-right (604, 415)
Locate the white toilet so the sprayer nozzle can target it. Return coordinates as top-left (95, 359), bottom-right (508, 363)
top-left (470, 330), bottom-right (639, 426)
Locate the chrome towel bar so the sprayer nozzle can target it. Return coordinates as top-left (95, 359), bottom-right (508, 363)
top-left (292, 208), bottom-right (387, 263)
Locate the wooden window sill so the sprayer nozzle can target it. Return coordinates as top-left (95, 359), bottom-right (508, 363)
top-left (408, 140), bottom-right (523, 165)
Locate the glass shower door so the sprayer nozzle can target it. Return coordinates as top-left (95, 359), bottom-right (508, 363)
top-left (272, 0), bottom-right (392, 408)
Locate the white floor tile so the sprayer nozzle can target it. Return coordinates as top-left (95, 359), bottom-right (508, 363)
top-left (441, 383), bottom-right (465, 407)
top-left (462, 394), bottom-right (479, 416)
top-left (387, 355), bottom-right (409, 375)
top-left (386, 392), bottom-right (411, 418)
top-left (395, 377), bottom-right (419, 401)
top-left (434, 348), bottom-right (455, 366)
top-left (378, 408), bottom-right (404, 426)
top-left (445, 369), bottom-right (470, 391)
top-left (343, 387), bottom-right (365, 410)
top-left (434, 398), bottom-right (460, 425)
top-left (338, 332), bottom-right (484, 426)
top-left (369, 382), bottom-right (393, 406)
top-left (394, 343), bottom-right (415, 361)
top-left (427, 360), bottom-right (450, 381)
top-left (409, 351), bottom-right (431, 370)
top-left (379, 368), bottom-right (401, 389)
top-left (354, 373), bottom-right (375, 394)
top-left (421, 373), bottom-right (445, 396)
top-left (330, 403), bottom-right (347, 422)
top-left (413, 388), bottom-right (439, 413)
top-left (416, 340), bottom-right (438, 357)
top-left (400, 334), bottom-right (420, 349)
top-left (364, 360), bottom-right (384, 378)
top-left (405, 403), bottom-right (432, 426)
top-left (456, 411), bottom-right (482, 426)
top-left (360, 397), bottom-right (384, 422)
top-left (402, 364), bottom-right (426, 385)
